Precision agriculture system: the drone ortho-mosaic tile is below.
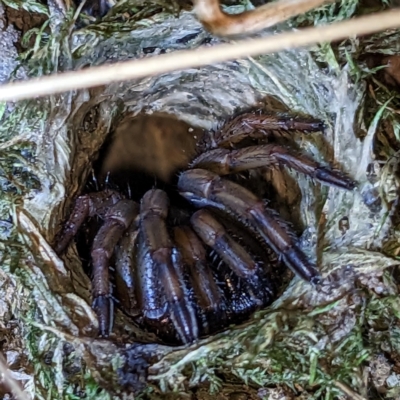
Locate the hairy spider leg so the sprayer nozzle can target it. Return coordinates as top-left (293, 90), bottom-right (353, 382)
top-left (191, 144), bottom-right (356, 190)
top-left (191, 209), bottom-right (275, 304)
top-left (207, 112), bottom-right (324, 149)
top-left (215, 214), bottom-right (281, 302)
top-left (178, 169), bottom-right (321, 284)
top-left (191, 209), bottom-right (258, 278)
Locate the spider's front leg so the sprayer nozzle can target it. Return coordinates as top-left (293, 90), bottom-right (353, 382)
top-left (178, 169), bottom-right (321, 284)
top-left (138, 189), bottom-right (198, 344)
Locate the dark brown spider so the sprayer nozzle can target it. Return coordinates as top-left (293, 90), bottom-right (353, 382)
top-left (54, 110), bottom-right (356, 345)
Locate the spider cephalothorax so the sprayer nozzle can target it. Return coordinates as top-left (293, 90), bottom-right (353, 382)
top-left (54, 110), bottom-right (356, 345)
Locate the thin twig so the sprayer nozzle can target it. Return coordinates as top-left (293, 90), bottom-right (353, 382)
top-left (333, 379), bottom-right (367, 400)
top-left (0, 9), bottom-right (400, 102)
top-left (194, 0), bottom-right (335, 36)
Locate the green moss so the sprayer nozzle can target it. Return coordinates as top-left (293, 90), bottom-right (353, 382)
top-left (1, 0), bottom-right (400, 398)
top-left (0, 0), bottom-right (48, 15)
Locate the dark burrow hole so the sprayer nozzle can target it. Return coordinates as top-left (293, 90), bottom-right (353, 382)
top-left (73, 112), bottom-right (295, 346)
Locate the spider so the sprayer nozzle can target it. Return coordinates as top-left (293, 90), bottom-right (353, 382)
top-left (54, 110), bottom-right (356, 345)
